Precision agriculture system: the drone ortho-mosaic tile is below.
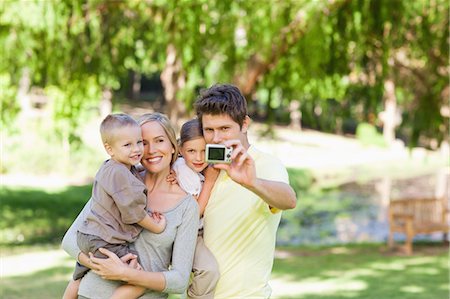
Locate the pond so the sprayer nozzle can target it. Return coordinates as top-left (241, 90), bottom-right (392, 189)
top-left (277, 169), bottom-right (449, 246)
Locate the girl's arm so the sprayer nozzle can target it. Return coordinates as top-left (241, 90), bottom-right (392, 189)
top-left (197, 166), bottom-right (220, 216)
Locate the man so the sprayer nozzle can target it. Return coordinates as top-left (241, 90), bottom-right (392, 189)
top-left (194, 84), bottom-right (297, 298)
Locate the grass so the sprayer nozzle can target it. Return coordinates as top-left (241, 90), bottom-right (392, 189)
top-left (0, 185), bottom-right (91, 245)
top-left (0, 243), bottom-right (448, 299)
top-left (1, 169), bottom-right (448, 298)
top-left (271, 243), bottom-right (449, 299)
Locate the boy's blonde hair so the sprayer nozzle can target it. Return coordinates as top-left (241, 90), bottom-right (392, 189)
top-left (137, 112), bottom-right (179, 165)
top-left (100, 113), bottom-right (139, 144)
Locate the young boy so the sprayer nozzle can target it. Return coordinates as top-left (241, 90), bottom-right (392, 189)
top-left (63, 113), bottom-right (166, 299)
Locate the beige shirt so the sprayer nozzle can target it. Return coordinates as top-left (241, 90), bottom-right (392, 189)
top-left (78, 159), bottom-right (148, 244)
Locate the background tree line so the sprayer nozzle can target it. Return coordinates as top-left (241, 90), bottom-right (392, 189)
top-left (1, 0), bottom-right (448, 157)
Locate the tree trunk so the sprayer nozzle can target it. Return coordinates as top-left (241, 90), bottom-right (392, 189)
top-left (289, 100), bottom-right (302, 130)
top-left (128, 71), bottom-right (141, 101)
top-left (100, 88), bottom-right (113, 119)
top-left (380, 79), bottom-right (399, 145)
top-left (18, 68), bottom-right (31, 118)
top-left (160, 43), bottom-right (185, 126)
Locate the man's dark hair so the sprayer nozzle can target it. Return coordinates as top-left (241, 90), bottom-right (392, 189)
top-left (194, 84), bottom-right (247, 128)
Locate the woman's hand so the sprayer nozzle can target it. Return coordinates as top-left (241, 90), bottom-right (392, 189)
top-left (89, 248), bottom-right (141, 281)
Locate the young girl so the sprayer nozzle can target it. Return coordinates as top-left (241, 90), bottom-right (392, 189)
top-left (172, 119), bottom-right (220, 299)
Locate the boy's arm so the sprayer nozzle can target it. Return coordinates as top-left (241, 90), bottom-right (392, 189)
top-left (196, 167), bottom-right (219, 216)
top-left (215, 140), bottom-right (297, 211)
top-left (137, 213), bottom-right (166, 234)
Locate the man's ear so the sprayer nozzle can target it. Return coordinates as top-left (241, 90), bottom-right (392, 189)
top-left (241, 115), bottom-right (251, 134)
top-left (104, 143), bottom-right (114, 156)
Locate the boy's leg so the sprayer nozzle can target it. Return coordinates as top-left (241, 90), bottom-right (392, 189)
top-left (62, 279), bottom-right (81, 299)
top-left (110, 284), bottom-right (146, 299)
top-left (187, 235), bottom-right (220, 299)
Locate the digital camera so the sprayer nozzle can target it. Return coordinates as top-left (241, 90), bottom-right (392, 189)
top-left (205, 144), bottom-right (232, 164)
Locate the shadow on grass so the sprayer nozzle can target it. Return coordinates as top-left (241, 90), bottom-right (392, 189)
top-left (0, 185), bottom-right (91, 245)
top-left (271, 243), bottom-right (449, 299)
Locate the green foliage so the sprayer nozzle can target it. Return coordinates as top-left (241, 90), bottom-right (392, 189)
top-left (356, 122), bottom-right (387, 147)
top-left (287, 168), bottom-right (314, 191)
top-left (0, 73), bottom-right (19, 129)
top-left (0, 0), bottom-right (447, 150)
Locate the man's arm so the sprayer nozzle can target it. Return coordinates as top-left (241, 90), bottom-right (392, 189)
top-left (244, 177), bottom-right (296, 210)
top-left (214, 140), bottom-right (297, 211)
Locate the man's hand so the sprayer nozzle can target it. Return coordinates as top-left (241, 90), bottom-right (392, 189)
top-left (212, 139), bottom-right (256, 188)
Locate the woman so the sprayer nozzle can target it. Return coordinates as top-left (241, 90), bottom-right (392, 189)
top-left (61, 113), bottom-right (199, 298)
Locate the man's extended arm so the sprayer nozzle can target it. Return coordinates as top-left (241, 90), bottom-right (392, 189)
top-left (214, 140), bottom-right (297, 211)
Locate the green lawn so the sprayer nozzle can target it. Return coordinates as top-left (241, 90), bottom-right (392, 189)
top-left (1, 177), bottom-right (448, 299)
top-left (0, 243), bottom-right (448, 299)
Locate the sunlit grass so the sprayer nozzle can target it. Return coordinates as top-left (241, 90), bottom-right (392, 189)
top-left (0, 243), bottom-right (447, 299)
top-left (271, 243), bottom-right (449, 299)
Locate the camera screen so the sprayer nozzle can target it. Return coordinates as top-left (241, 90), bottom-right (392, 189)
top-left (208, 147), bottom-right (225, 160)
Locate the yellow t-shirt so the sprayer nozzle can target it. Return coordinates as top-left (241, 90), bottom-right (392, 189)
top-left (203, 146), bottom-right (289, 298)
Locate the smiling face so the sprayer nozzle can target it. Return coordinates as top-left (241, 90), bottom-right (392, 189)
top-left (201, 113), bottom-right (249, 145)
top-left (140, 121), bottom-right (175, 174)
top-left (105, 125), bottom-right (143, 168)
top-left (180, 137), bottom-right (208, 173)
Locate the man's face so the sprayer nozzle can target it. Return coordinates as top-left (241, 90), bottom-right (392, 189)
top-left (201, 113), bottom-right (247, 144)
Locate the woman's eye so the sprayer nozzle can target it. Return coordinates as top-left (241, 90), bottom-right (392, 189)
top-left (137, 140), bottom-right (143, 145)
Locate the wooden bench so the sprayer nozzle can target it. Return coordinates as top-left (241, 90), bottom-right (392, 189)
top-left (388, 197), bottom-right (449, 254)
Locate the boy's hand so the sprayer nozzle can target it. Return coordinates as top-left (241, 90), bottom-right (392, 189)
top-left (151, 211), bottom-right (167, 231)
top-left (120, 253), bottom-right (142, 270)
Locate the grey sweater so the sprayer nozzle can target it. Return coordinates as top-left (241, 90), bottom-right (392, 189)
top-left (61, 194), bottom-right (199, 299)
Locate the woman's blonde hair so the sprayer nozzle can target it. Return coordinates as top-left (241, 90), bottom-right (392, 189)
top-left (137, 112), bottom-right (179, 165)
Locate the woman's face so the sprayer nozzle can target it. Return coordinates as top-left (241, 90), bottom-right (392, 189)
top-left (140, 121), bottom-right (175, 174)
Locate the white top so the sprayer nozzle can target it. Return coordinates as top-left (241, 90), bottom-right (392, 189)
top-left (172, 157), bottom-right (204, 197)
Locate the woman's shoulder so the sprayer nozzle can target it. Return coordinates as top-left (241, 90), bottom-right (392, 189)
top-left (168, 193), bottom-right (198, 216)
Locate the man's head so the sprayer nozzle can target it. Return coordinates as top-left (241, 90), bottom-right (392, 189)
top-left (100, 113), bottom-right (143, 167)
top-left (194, 84), bottom-right (250, 145)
